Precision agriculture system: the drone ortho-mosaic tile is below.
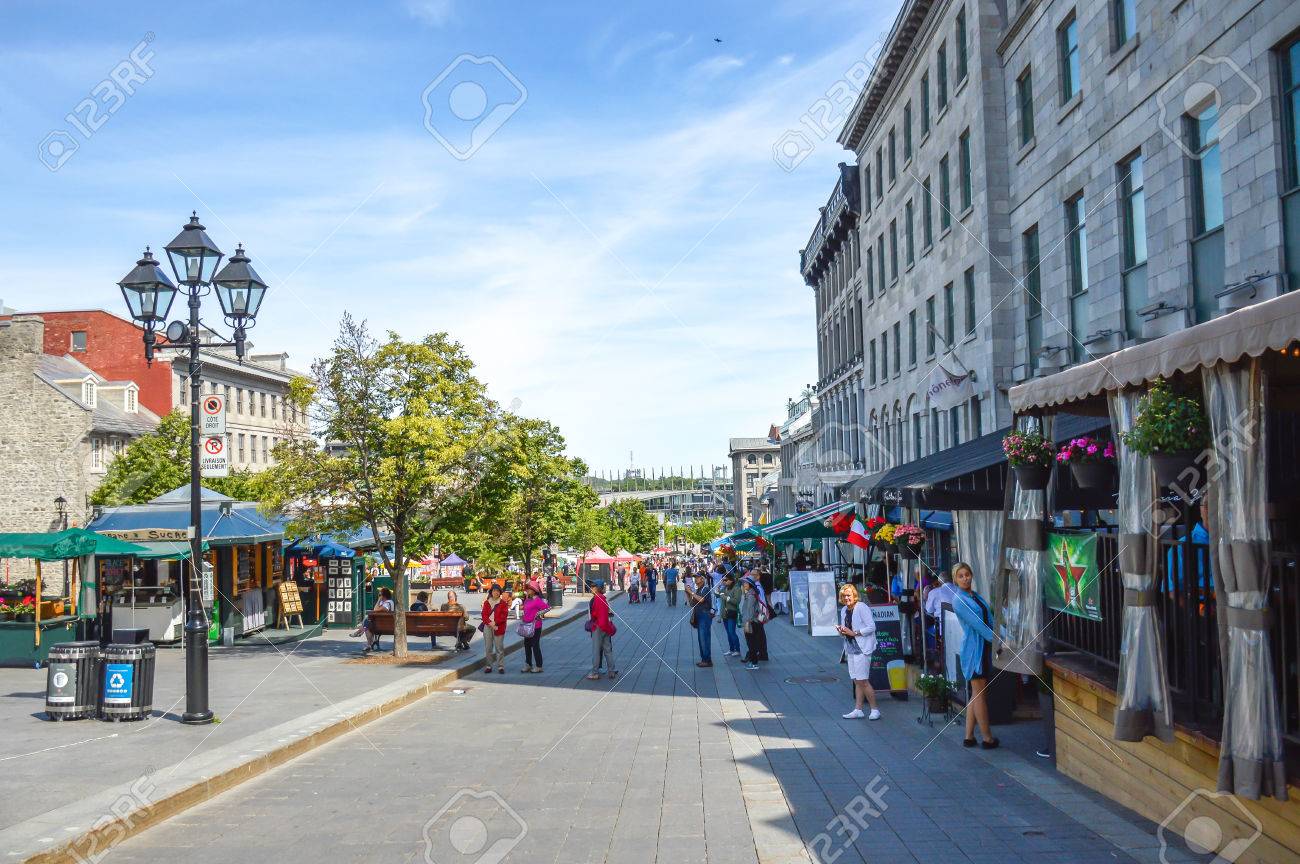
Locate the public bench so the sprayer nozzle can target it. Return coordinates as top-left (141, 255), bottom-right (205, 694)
top-left (367, 610), bottom-right (464, 638)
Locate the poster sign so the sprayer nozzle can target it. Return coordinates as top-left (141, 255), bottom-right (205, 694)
top-left (103, 663), bottom-right (133, 705)
top-left (807, 571), bottom-right (838, 636)
top-left (47, 662), bottom-right (77, 704)
top-left (1043, 532), bottom-right (1102, 621)
top-left (788, 571), bottom-right (810, 628)
top-left (200, 435), bottom-right (229, 478)
top-left (867, 604), bottom-right (907, 694)
top-left (201, 562), bottom-right (214, 607)
top-left (200, 394), bottom-right (226, 434)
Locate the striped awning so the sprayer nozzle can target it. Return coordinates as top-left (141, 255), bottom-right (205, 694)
top-left (762, 500), bottom-right (856, 538)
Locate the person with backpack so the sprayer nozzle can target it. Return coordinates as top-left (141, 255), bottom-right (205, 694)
top-left (586, 581), bottom-right (617, 680)
top-left (837, 583), bottom-right (880, 720)
top-left (739, 575), bottom-right (770, 669)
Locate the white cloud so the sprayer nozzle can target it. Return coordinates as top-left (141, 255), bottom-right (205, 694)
top-left (403, 0), bottom-right (455, 26)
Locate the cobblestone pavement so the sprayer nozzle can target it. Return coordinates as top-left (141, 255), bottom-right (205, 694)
top-left (108, 596), bottom-right (1189, 864)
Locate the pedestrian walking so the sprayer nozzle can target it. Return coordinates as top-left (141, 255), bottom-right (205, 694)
top-left (739, 577), bottom-right (769, 669)
top-left (951, 562), bottom-right (999, 748)
top-left (663, 559), bottom-right (680, 606)
top-left (646, 562), bottom-right (658, 602)
top-left (719, 574), bottom-right (743, 657)
top-left (587, 580), bottom-right (617, 679)
top-left (481, 585), bottom-right (509, 673)
top-left (686, 573), bottom-right (715, 667)
top-left (837, 584), bottom-right (881, 720)
top-left (519, 580), bottom-right (549, 673)
top-left (440, 590), bottom-right (474, 650)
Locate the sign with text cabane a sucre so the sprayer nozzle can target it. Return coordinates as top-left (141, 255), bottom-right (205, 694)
top-left (200, 435), bottom-right (229, 478)
top-left (201, 394), bottom-right (226, 435)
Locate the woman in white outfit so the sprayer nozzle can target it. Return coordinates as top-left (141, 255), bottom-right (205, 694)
top-left (838, 584), bottom-right (881, 720)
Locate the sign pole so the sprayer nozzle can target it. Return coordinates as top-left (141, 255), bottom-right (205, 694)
top-left (182, 289), bottom-right (213, 725)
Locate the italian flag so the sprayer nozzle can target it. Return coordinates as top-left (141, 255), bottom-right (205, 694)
top-left (846, 518), bottom-right (871, 549)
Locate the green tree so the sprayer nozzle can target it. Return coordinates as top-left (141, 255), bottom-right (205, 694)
top-left (91, 410), bottom-right (270, 506)
top-left (259, 314), bottom-right (501, 657)
top-left (598, 499), bottom-right (660, 553)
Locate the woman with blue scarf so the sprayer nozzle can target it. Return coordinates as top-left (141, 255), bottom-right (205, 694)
top-left (951, 562), bottom-right (999, 749)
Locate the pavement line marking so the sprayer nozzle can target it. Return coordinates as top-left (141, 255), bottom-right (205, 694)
top-left (0, 733), bottom-right (119, 762)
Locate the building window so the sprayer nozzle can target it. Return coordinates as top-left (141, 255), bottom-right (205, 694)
top-left (905, 200), bottom-right (915, 265)
top-left (1059, 13), bottom-right (1080, 102)
top-left (91, 438), bottom-right (103, 470)
top-left (260, 392), bottom-right (267, 417)
top-left (1188, 101), bottom-right (1224, 323)
top-left (926, 296), bottom-right (937, 356)
top-left (1119, 151), bottom-right (1149, 337)
top-left (881, 329), bottom-right (889, 379)
top-left (964, 267), bottom-right (976, 336)
top-left (110, 437), bottom-right (124, 459)
top-left (238, 433), bottom-right (246, 463)
top-left (866, 246), bottom-right (874, 299)
top-left (1282, 36), bottom-right (1300, 300)
top-left (877, 234), bottom-right (886, 291)
top-left (913, 412), bottom-right (923, 460)
top-left (863, 165), bottom-right (872, 212)
top-left (262, 436), bottom-right (269, 464)
top-left (875, 148), bottom-right (884, 201)
top-left (937, 42), bottom-right (948, 110)
top-left (909, 310), bottom-right (918, 366)
top-left (82, 380), bottom-right (96, 407)
top-left (889, 220), bottom-right (899, 282)
top-left (950, 407), bottom-right (962, 447)
top-left (943, 282), bottom-right (956, 347)
top-left (939, 155), bottom-right (951, 229)
top-left (929, 407), bottom-right (940, 454)
top-left (958, 129), bottom-right (972, 211)
top-left (71, 331), bottom-right (87, 352)
top-left (903, 102), bottom-right (913, 161)
top-left (890, 322), bottom-right (900, 375)
top-left (1024, 226), bottom-right (1042, 373)
top-left (888, 127), bottom-right (897, 183)
top-left (921, 71), bottom-right (931, 134)
top-left (922, 177), bottom-right (933, 247)
top-left (763, 454), bottom-right (773, 464)
top-left (125, 387), bottom-right (138, 413)
top-left (1114, 0), bottom-right (1137, 48)
top-left (870, 339), bottom-right (878, 384)
top-left (1066, 193), bottom-right (1090, 362)
top-left (746, 454), bottom-right (756, 465)
top-left (250, 434), bottom-right (258, 463)
top-left (271, 395), bottom-right (278, 420)
top-left (1017, 67), bottom-right (1034, 146)
top-left (955, 5), bottom-right (968, 82)
top-left (237, 388), bottom-right (244, 414)
top-left (970, 394), bottom-right (982, 438)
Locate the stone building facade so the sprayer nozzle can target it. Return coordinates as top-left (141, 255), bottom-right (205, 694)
top-left (728, 435), bottom-right (781, 528)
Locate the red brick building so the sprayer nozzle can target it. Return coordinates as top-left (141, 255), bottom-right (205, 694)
top-left (10, 310), bottom-right (174, 416)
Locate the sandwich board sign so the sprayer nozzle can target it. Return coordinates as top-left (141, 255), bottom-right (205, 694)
top-left (200, 435), bottom-right (229, 478)
top-left (201, 394), bottom-right (226, 435)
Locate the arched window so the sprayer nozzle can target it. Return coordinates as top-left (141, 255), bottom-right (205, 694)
top-left (746, 454), bottom-right (756, 465)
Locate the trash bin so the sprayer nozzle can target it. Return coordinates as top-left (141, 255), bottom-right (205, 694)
top-left (546, 581), bottom-right (564, 608)
top-left (99, 643), bottom-right (156, 722)
top-left (45, 641), bottom-right (101, 721)
top-left (112, 627), bottom-right (150, 645)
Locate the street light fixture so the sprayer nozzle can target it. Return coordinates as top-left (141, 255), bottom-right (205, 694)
top-left (117, 212), bottom-right (269, 726)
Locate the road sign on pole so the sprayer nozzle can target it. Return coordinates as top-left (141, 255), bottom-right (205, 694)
top-left (201, 394), bottom-right (226, 435)
top-left (200, 435), bottom-right (229, 478)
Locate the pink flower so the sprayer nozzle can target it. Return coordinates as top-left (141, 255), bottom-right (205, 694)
top-left (1086, 444), bottom-right (1098, 454)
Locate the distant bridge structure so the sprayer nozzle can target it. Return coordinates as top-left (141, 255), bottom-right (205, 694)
top-left (586, 465), bottom-right (735, 527)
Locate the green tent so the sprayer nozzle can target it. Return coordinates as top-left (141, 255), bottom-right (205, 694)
top-left (0, 528), bottom-right (147, 561)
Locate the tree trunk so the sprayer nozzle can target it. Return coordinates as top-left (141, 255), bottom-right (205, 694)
top-left (393, 542), bottom-right (408, 658)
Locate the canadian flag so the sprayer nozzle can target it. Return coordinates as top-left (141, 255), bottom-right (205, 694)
top-left (846, 518), bottom-right (871, 549)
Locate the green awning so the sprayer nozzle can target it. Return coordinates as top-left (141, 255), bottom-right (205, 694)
top-left (762, 501), bottom-right (856, 540)
top-left (0, 528), bottom-right (148, 561)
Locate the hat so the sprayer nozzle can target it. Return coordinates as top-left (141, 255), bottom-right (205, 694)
top-left (526, 580), bottom-right (543, 594)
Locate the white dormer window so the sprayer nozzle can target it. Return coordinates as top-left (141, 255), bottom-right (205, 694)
top-left (82, 380), bottom-right (97, 408)
top-left (125, 386), bottom-right (138, 413)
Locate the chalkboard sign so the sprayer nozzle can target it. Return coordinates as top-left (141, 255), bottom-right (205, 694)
top-left (276, 581), bottom-right (304, 615)
top-left (868, 604), bottom-right (907, 697)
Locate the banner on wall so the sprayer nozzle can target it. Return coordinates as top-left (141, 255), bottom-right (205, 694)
top-left (1042, 532), bottom-right (1102, 622)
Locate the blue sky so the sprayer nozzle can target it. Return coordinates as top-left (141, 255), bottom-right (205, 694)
top-left (0, 0), bottom-right (901, 474)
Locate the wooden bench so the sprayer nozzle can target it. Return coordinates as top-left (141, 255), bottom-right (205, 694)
top-left (367, 610), bottom-right (464, 637)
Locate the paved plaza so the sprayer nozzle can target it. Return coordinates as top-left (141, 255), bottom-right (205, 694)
top-left (81, 597), bottom-right (1193, 864)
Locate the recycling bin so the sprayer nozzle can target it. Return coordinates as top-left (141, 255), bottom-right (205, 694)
top-left (99, 643), bottom-right (156, 722)
top-left (112, 627), bottom-right (151, 645)
top-left (546, 578), bottom-right (564, 608)
top-left (45, 641), bottom-right (102, 721)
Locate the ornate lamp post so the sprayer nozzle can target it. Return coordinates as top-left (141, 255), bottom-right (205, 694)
top-left (117, 213), bottom-right (268, 725)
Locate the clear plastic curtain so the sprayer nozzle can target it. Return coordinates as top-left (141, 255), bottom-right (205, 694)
top-left (995, 415), bottom-right (1046, 676)
top-left (955, 510), bottom-right (1001, 598)
top-left (1205, 359), bottom-right (1287, 800)
top-left (1109, 390), bottom-right (1174, 742)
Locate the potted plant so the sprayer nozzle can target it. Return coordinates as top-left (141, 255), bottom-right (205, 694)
top-left (917, 673), bottom-right (955, 713)
top-left (1120, 378), bottom-right (1211, 487)
top-left (894, 524), bottom-right (926, 558)
top-left (872, 522), bottom-right (897, 551)
top-left (1003, 429), bottom-right (1056, 490)
top-left (0, 602), bottom-right (12, 622)
top-left (12, 596), bottom-right (36, 623)
top-left (1056, 436), bottom-right (1117, 489)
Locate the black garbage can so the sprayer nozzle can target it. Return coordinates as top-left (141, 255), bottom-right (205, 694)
top-left (99, 643), bottom-right (156, 722)
top-left (546, 581), bottom-right (564, 608)
top-left (112, 627), bottom-right (150, 645)
top-left (45, 641), bottom-right (101, 721)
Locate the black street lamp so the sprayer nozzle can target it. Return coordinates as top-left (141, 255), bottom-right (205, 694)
top-left (117, 212), bottom-right (269, 726)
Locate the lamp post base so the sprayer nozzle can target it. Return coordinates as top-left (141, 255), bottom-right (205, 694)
top-left (181, 608), bottom-right (213, 725)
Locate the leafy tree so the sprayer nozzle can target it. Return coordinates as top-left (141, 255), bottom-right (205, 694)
top-left (598, 499), bottom-right (660, 553)
top-left (664, 517), bottom-right (723, 548)
top-left (91, 410), bottom-right (270, 506)
top-left (259, 314), bottom-right (501, 657)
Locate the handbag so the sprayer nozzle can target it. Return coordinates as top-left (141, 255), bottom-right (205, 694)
top-left (584, 618), bottom-right (597, 633)
top-left (755, 602), bottom-right (771, 625)
top-left (517, 618), bottom-right (537, 638)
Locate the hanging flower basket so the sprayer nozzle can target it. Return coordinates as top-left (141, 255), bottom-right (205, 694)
top-left (1056, 436), bottom-right (1116, 490)
top-left (1003, 430), bottom-right (1055, 490)
top-left (1013, 463), bottom-right (1052, 490)
top-left (1120, 378), bottom-right (1210, 491)
top-left (1152, 450), bottom-right (1200, 489)
top-left (894, 524), bottom-right (926, 558)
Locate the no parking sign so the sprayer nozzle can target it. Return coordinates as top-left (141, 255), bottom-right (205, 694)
top-left (201, 394), bottom-right (226, 434)
top-left (200, 435), bottom-right (229, 478)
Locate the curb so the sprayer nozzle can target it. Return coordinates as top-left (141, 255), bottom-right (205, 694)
top-left (16, 596), bottom-right (600, 864)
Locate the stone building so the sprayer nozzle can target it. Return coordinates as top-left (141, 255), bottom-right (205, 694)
top-left (0, 316), bottom-right (159, 580)
top-left (776, 392), bottom-right (818, 517)
top-left (727, 434), bottom-right (781, 528)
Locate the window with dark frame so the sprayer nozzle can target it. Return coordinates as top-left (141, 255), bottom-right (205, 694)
top-left (877, 234), bottom-right (887, 292)
top-left (956, 6), bottom-right (968, 82)
top-left (1119, 151), bottom-right (1149, 338)
top-left (943, 282), bottom-right (955, 347)
top-left (876, 148), bottom-right (884, 201)
top-left (963, 267), bottom-right (976, 336)
top-left (939, 155), bottom-right (951, 229)
top-left (889, 219), bottom-right (899, 281)
top-left (1281, 36), bottom-right (1300, 302)
top-left (889, 127), bottom-right (897, 183)
top-left (909, 309), bottom-right (918, 366)
top-left (926, 296), bottom-right (937, 356)
top-left (905, 200), bottom-right (915, 265)
top-left (1114, 0), bottom-right (1137, 49)
top-left (71, 331), bottom-right (87, 352)
top-left (903, 102), bottom-right (913, 161)
top-left (922, 178), bottom-right (933, 247)
top-left (1017, 67), bottom-right (1035, 146)
top-left (1066, 193), bottom-right (1090, 363)
top-left (881, 329), bottom-right (889, 379)
top-left (937, 42), bottom-right (948, 109)
top-left (1188, 102), bottom-right (1224, 322)
top-left (870, 339), bottom-right (877, 384)
top-left (959, 129), bottom-right (972, 210)
top-left (892, 321), bottom-right (901, 374)
top-left (921, 71), bottom-right (931, 134)
top-left (1059, 13), bottom-right (1080, 102)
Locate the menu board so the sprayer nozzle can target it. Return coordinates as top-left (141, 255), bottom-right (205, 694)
top-left (324, 558), bottom-right (354, 626)
top-left (868, 604), bottom-right (907, 695)
top-left (276, 581), bottom-right (304, 615)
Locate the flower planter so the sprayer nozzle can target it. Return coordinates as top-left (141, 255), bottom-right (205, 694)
top-left (15, 613), bottom-right (35, 623)
top-left (0, 612), bottom-right (13, 622)
top-left (1070, 461), bottom-right (1115, 490)
top-left (1013, 463), bottom-right (1052, 490)
top-left (899, 544), bottom-right (925, 560)
top-left (926, 694), bottom-right (949, 714)
top-left (1152, 450), bottom-right (1200, 489)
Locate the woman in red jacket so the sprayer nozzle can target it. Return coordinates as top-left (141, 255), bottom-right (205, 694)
top-left (481, 585), bottom-right (509, 673)
top-left (586, 581), bottom-right (617, 680)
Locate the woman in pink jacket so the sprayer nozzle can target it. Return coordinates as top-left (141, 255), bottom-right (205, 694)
top-left (520, 581), bottom-right (550, 673)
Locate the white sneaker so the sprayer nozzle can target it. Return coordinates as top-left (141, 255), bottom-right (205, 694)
top-left (745, 663), bottom-right (759, 671)
top-left (842, 708), bottom-right (865, 719)
top-left (868, 708), bottom-right (881, 721)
